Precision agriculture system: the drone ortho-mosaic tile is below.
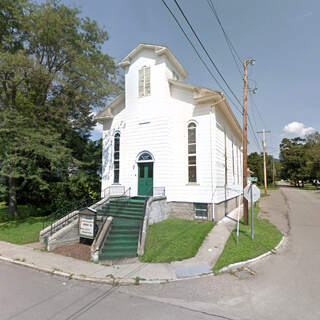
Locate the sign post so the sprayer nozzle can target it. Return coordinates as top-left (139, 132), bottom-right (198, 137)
top-left (244, 183), bottom-right (260, 240)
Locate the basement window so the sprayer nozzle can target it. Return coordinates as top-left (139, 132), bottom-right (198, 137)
top-left (194, 203), bottom-right (208, 220)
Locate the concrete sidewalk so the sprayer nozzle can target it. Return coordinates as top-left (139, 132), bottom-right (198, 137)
top-left (0, 206), bottom-right (242, 285)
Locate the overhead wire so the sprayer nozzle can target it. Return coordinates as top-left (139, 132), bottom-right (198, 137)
top-left (205, 0), bottom-right (263, 152)
top-left (206, 0), bottom-right (243, 78)
top-left (162, 0), bottom-right (263, 152)
top-left (172, 0), bottom-right (244, 112)
top-left (160, 0), bottom-right (242, 116)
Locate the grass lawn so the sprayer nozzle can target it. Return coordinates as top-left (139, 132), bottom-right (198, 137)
top-left (0, 202), bottom-right (43, 222)
top-left (140, 218), bottom-right (215, 263)
top-left (0, 216), bottom-right (43, 244)
top-left (213, 203), bottom-right (282, 273)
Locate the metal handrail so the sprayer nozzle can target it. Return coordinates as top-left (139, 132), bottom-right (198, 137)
top-left (107, 187), bottom-right (132, 212)
top-left (103, 185), bottom-right (125, 198)
top-left (42, 198), bottom-right (97, 235)
top-left (153, 187), bottom-right (166, 196)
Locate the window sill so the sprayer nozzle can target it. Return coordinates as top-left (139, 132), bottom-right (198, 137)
top-left (186, 183), bottom-right (200, 186)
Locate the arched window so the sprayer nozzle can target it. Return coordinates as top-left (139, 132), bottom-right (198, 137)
top-left (188, 122), bottom-right (197, 183)
top-left (114, 133), bottom-right (120, 183)
top-left (138, 152), bottom-right (153, 162)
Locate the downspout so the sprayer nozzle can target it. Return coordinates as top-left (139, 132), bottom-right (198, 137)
top-left (210, 95), bottom-right (226, 221)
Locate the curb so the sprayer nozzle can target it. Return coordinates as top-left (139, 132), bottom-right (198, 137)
top-left (217, 235), bottom-right (287, 274)
top-left (0, 253), bottom-right (216, 285)
top-left (0, 235), bottom-right (286, 285)
top-left (0, 255), bottom-right (138, 286)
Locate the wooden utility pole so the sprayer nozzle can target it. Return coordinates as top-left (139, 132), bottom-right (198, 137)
top-left (243, 60), bottom-right (249, 225)
top-left (257, 129), bottom-right (271, 194)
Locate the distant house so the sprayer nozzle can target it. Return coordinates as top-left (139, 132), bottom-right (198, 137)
top-left (95, 44), bottom-right (243, 221)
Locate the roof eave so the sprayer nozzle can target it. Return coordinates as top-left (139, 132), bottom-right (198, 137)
top-left (94, 92), bottom-right (125, 123)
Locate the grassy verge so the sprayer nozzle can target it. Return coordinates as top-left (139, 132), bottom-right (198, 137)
top-left (213, 203), bottom-right (282, 273)
top-left (140, 218), bottom-right (215, 263)
top-left (0, 217), bottom-right (43, 244)
top-left (258, 185), bottom-right (279, 191)
top-left (296, 185), bottom-right (317, 191)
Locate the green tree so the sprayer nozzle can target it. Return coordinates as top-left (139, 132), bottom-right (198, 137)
top-left (248, 152), bottom-right (276, 186)
top-left (280, 137), bottom-right (308, 187)
top-left (0, 0), bottom-right (120, 217)
top-left (305, 132), bottom-right (320, 181)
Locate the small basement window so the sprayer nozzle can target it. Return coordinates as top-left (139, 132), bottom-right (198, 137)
top-left (194, 203), bottom-right (208, 220)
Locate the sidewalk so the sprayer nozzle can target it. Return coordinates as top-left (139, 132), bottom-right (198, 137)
top-left (0, 206), bottom-right (242, 285)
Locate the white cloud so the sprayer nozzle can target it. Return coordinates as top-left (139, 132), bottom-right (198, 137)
top-left (283, 121), bottom-right (316, 136)
top-left (93, 122), bottom-right (103, 133)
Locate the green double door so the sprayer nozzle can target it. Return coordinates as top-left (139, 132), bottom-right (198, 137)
top-left (138, 163), bottom-right (153, 196)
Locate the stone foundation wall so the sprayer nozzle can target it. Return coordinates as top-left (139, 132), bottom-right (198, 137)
top-left (214, 195), bottom-right (242, 221)
top-left (168, 202), bottom-right (194, 220)
top-left (167, 197), bottom-right (242, 222)
top-left (167, 202), bottom-right (213, 221)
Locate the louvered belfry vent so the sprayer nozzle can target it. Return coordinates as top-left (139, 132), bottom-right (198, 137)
top-left (139, 66), bottom-right (150, 97)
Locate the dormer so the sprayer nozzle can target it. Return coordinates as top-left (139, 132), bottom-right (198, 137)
top-left (119, 44), bottom-right (188, 102)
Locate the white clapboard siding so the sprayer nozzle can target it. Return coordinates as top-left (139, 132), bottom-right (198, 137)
top-left (101, 45), bottom-right (243, 207)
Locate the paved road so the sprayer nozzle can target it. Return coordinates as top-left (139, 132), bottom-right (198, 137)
top-left (122, 185), bottom-right (320, 320)
top-left (1, 186), bottom-right (319, 320)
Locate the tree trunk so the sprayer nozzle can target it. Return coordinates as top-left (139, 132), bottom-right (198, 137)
top-left (8, 176), bottom-right (18, 217)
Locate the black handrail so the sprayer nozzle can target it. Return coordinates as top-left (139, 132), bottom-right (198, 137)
top-left (42, 198), bottom-right (97, 233)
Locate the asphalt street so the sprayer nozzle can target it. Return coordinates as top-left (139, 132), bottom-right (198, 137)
top-left (1, 185), bottom-right (319, 320)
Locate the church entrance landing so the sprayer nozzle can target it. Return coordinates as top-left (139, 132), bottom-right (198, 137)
top-left (137, 151), bottom-right (154, 196)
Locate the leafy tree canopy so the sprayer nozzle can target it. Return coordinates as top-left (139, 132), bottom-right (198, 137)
top-left (0, 0), bottom-right (121, 217)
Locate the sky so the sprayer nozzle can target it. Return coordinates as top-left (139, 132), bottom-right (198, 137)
top-left (60, 0), bottom-right (320, 157)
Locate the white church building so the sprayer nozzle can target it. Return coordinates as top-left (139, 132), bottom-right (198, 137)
top-left (95, 44), bottom-right (243, 221)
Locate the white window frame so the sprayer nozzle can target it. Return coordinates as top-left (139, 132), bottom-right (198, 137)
top-left (188, 122), bottom-right (197, 183)
top-left (113, 132), bottom-right (120, 184)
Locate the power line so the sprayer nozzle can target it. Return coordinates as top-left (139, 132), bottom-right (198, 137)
top-left (249, 90), bottom-right (267, 128)
top-left (161, 0), bottom-right (242, 115)
top-left (205, 0), bottom-right (269, 149)
top-left (162, 0), bottom-right (262, 151)
top-left (206, 0), bottom-right (243, 78)
top-left (172, 0), bottom-right (244, 112)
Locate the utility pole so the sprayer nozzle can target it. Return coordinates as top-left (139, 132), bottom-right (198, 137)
top-left (272, 158), bottom-right (276, 186)
top-left (243, 58), bottom-right (255, 226)
top-left (257, 129), bottom-right (271, 194)
top-left (242, 60), bottom-right (249, 226)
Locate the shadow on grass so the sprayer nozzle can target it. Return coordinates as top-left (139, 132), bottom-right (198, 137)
top-left (0, 216), bottom-right (42, 228)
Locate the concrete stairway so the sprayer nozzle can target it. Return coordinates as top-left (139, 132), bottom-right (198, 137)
top-left (97, 197), bottom-right (147, 260)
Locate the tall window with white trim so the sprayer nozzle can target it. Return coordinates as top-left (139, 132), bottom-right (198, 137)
top-left (114, 133), bottom-right (120, 183)
top-left (188, 122), bottom-right (197, 183)
top-left (138, 66), bottom-right (151, 97)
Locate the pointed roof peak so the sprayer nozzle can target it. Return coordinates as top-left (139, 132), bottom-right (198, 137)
top-left (119, 43), bottom-right (188, 78)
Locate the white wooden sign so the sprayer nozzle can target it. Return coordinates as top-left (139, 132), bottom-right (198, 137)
top-left (79, 215), bottom-right (95, 239)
